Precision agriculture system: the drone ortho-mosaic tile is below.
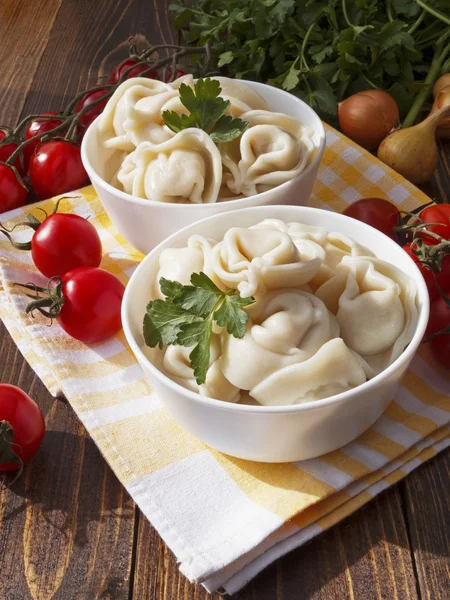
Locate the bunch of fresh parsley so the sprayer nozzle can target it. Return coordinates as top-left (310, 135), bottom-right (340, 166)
top-left (170, 0), bottom-right (450, 124)
top-left (143, 273), bottom-right (254, 385)
top-left (163, 77), bottom-right (248, 142)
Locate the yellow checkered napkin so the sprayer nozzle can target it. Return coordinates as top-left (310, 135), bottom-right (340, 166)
top-left (0, 127), bottom-right (449, 595)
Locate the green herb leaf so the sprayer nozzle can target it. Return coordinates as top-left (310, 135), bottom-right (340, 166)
top-left (143, 300), bottom-right (202, 349)
top-left (162, 78), bottom-right (249, 143)
top-left (162, 111), bottom-right (196, 134)
top-left (143, 273), bottom-right (255, 384)
top-left (177, 320), bottom-right (212, 385)
top-left (209, 114), bottom-right (249, 142)
top-left (214, 294), bottom-right (254, 338)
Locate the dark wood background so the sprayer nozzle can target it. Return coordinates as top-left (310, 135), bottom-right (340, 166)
top-left (0, 1), bottom-right (449, 599)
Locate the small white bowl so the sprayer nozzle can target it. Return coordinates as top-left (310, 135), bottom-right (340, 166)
top-left (81, 81), bottom-right (325, 254)
top-left (122, 205), bottom-right (430, 463)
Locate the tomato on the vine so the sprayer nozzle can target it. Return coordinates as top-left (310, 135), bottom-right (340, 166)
top-left (165, 69), bottom-right (186, 82)
top-left (343, 198), bottom-right (399, 240)
top-left (403, 244), bottom-right (450, 301)
top-left (425, 290), bottom-right (450, 370)
top-left (109, 58), bottom-right (157, 84)
top-left (0, 163), bottom-right (27, 213)
top-left (0, 130), bottom-right (24, 175)
top-left (75, 87), bottom-right (110, 126)
top-left (0, 384), bottom-right (45, 475)
top-left (23, 112), bottom-right (63, 169)
top-left (52, 267), bottom-right (125, 343)
top-left (419, 204), bottom-right (450, 244)
top-left (29, 141), bottom-right (88, 200)
top-left (31, 213), bottom-right (102, 278)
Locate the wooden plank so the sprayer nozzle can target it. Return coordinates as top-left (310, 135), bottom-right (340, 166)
top-left (132, 486), bottom-right (418, 599)
top-left (19, 0), bottom-right (176, 118)
top-left (0, 0), bottom-right (63, 125)
top-left (0, 321), bottom-right (136, 600)
top-left (403, 452), bottom-right (450, 600)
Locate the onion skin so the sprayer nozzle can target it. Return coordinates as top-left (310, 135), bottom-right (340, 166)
top-left (338, 90), bottom-right (400, 151)
top-left (377, 105), bottom-right (450, 185)
top-left (433, 74), bottom-right (450, 99)
top-left (431, 85), bottom-right (450, 139)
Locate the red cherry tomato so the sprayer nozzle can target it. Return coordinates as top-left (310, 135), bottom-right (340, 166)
top-left (402, 245), bottom-right (450, 301)
top-left (31, 213), bottom-right (102, 278)
top-left (419, 204), bottom-right (450, 244)
top-left (29, 141), bottom-right (88, 200)
top-left (425, 290), bottom-right (450, 370)
top-left (402, 244), bottom-right (439, 301)
top-left (109, 58), bottom-right (157, 84)
top-left (0, 384), bottom-right (45, 472)
top-left (343, 198), bottom-right (399, 240)
top-left (23, 112), bottom-right (63, 169)
top-left (0, 163), bottom-right (27, 213)
top-left (165, 69), bottom-right (186, 82)
top-left (56, 267), bottom-right (124, 343)
top-left (0, 130), bottom-right (24, 174)
top-left (75, 87), bottom-right (110, 126)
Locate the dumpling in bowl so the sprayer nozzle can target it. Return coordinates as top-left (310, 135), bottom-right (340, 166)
top-left (316, 256), bottom-right (418, 376)
top-left (220, 110), bottom-right (315, 197)
top-left (250, 338), bottom-right (367, 406)
top-left (206, 226), bottom-right (325, 296)
top-left (115, 128), bottom-right (222, 203)
top-left (159, 336), bottom-right (240, 403)
top-left (98, 78), bottom-right (176, 150)
top-left (220, 290), bottom-right (340, 391)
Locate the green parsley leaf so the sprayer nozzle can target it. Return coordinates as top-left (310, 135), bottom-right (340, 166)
top-left (143, 272), bottom-right (255, 384)
top-left (209, 115), bottom-right (249, 142)
top-left (161, 111), bottom-right (196, 134)
top-left (177, 320), bottom-right (212, 385)
top-left (162, 78), bottom-right (248, 143)
top-left (179, 79), bottom-right (228, 130)
top-left (214, 294), bottom-right (254, 338)
top-left (143, 300), bottom-right (202, 349)
top-left (159, 277), bottom-right (184, 300)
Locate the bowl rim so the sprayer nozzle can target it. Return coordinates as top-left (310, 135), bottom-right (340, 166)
top-left (81, 79), bottom-right (326, 211)
top-left (121, 204), bottom-right (430, 415)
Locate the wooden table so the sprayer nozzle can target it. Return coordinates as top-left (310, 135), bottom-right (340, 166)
top-left (0, 2), bottom-right (449, 598)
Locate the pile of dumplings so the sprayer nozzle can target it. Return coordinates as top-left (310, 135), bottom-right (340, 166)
top-left (97, 76), bottom-right (315, 203)
top-left (146, 219), bottom-right (419, 406)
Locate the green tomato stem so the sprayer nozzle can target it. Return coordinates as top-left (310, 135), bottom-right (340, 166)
top-left (386, 0), bottom-right (394, 23)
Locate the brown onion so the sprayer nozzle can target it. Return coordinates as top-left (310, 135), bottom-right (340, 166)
top-left (433, 74), bottom-right (450, 99)
top-left (431, 85), bottom-right (450, 139)
top-left (377, 104), bottom-right (450, 185)
top-left (338, 90), bottom-right (400, 151)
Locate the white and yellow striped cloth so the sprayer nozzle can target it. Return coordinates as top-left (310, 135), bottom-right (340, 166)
top-left (1, 125), bottom-right (449, 595)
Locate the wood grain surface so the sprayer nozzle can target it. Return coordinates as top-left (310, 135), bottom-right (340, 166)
top-left (0, 1), bottom-right (449, 599)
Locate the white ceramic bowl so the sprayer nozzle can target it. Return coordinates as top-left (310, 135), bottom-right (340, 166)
top-left (81, 80), bottom-right (325, 254)
top-left (122, 205), bottom-right (429, 463)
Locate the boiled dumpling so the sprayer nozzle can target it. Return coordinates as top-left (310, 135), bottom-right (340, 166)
top-left (162, 336), bottom-right (240, 403)
top-left (116, 129), bottom-right (222, 203)
top-left (220, 110), bottom-right (315, 196)
top-left (250, 338), bottom-right (367, 406)
top-left (98, 78), bottom-right (176, 150)
top-left (154, 235), bottom-right (218, 298)
top-left (310, 231), bottom-right (375, 289)
top-left (211, 77), bottom-right (270, 111)
top-left (220, 290), bottom-right (339, 390)
top-left (316, 256), bottom-right (418, 375)
top-left (206, 226), bottom-right (324, 296)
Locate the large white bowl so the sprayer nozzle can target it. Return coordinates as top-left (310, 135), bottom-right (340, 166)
top-left (122, 205), bottom-right (430, 463)
top-left (81, 80), bottom-right (325, 254)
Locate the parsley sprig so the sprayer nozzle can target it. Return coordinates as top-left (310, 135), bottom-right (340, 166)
top-left (162, 78), bottom-right (249, 142)
top-left (143, 273), bottom-right (254, 385)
